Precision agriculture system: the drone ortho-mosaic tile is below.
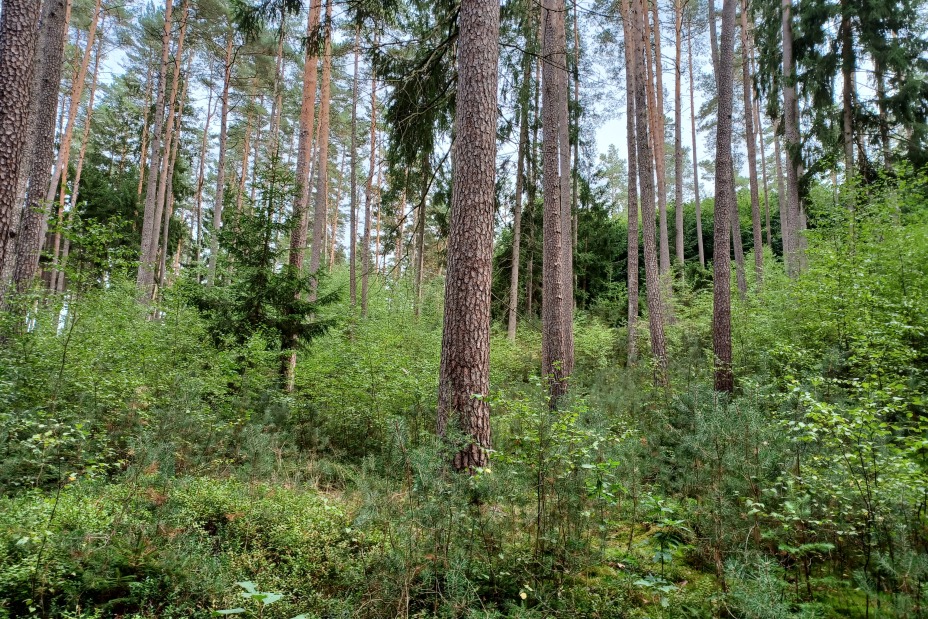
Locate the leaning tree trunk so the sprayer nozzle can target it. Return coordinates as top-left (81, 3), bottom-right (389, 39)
top-left (740, 0), bottom-right (762, 284)
top-left (687, 17), bottom-right (705, 268)
top-left (0, 0), bottom-right (42, 285)
top-left (436, 0), bottom-right (500, 472)
top-left (9, 0), bottom-right (69, 291)
top-left (632, 0), bottom-right (668, 376)
top-left (621, 0), bottom-right (641, 364)
top-left (712, 0), bottom-right (737, 393)
top-left (541, 0), bottom-right (574, 404)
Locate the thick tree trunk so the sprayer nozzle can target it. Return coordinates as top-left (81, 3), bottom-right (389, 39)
top-left (651, 0), bottom-right (671, 277)
top-left (136, 0), bottom-right (173, 290)
top-left (621, 0), bottom-right (640, 364)
top-left (673, 0), bottom-right (684, 266)
top-left (541, 0), bottom-right (575, 403)
top-left (436, 0), bottom-right (499, 472)
top-left (137, 63), bottom-right (153, 202)
top-left (361, 67), bottom-right (377, 317)
top-left (156, 57), bottom-right (189, 291)
top-left (712, 0), bottom-right (737, 392)
top-left (687, 18), bottom-right (705, 267)
top-left (740, 0), bottom-right (762, 283)
top-left (782, 0), bottom-right (802, 276)
top-left (0, 0), bottom-right (42, 284)
top-left (8, 0), bottom-right (69, 291)
top-left (207, 31), bottom-right (235, 286)
top-left (631, 0), bottom-right (667, 373)
top-left (309, 0), bottom-right (333, 292)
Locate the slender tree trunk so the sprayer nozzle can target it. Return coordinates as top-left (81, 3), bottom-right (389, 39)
top-left (308, 0), bottom-right (332, 292)
top-left (267, 24), bottom-right (286, 159)
top-left (731, 182), bottom-right (747, 297)
top-left (54, 32), bottom-right (103, 293)
top-left (348, 23), bottom-right (359, 304)
top-left (144, 0), bottom-right (189, 296)
top-left (621, 0), bottom-right (640, 364)
top-left (751, 45), bottom-right (772, 247)
top-left (208, 30), bottom-right (235, 286)
top-left (708, 0), bottom-right (720, 75)
top-left (875, 58), bottom-right (890, 170)
top-left (631, 0), bottom-right (668, 374)
top-left (673, 0), bottom-right (684, 265)
top-left (8, 0), bottom-right (69, 291)
top-left (740, 0), bottom-right (762, 283)
top-left (0, 0), bottom-right (42, 283)
top-left (137, 63), bottom-right (154, 201)
top-left (413, 156), bottom-right (427, 315)
top-left (136, 0), bottom-right (173, 290)
top-left (782, 0), bottom-right (802, 276)
top-left (712, 0), bottom-right (737, 393)
top-left (508, 40), bottom-right (531, 341)
top-left (436, 0), bottom-right (499, 472)
top-left (773, 118), bottom-right (788, 258)
top-left (156, 57), bottom-right (189, 291)
top-left (541, 0), bottom-right (575, 403)
top-left (361, 65), bottom-right (377, 317)
top-left (687, 17), bottom-right (705, 267)
top-left (644, 3), bottom-right (671, 277)
top-left (193, 66), bottom-right (215, 266)
top-left (329, 150), bottom-right (346, 267)
top-left (375, 155), bottom-right (382, 273)
top-left (48, 0), bottom-right (102, 286)
top-left (840, 3), bottom-right (854, 177)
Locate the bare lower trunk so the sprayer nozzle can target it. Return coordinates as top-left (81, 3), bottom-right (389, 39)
top-left (436, 0), bottom-right (499, 471)
top-left (740, 0), bottom-right (762, 284)
top-left (207, 30), bottom-right (235, 286)
top-left (508, 39), bottom-right (531, 341)
top-left (348, 24), bottom-right (359, 303)
top-left (687, 18), bottom-right (705, 267)
top-left (193, 65), bottom-right (215, 265)
top-left (361, 66), bottom-right (377, 317)
top-left (136, 0), bottom-right (173, 290)
top-left (712, 0), bottom-right (737, 392)
top-left (8, 0), bottom-right (69, 291)
top-left (673, 0), bottom-right (684, 266)
top-left (782, 0), bottom-right (802, 276)
top-left (308, 0), bottom-right (333, 294)
top-left (631, 0), bottom-right (667, 374)
top-left (621, 0), bottom-right (640, 364)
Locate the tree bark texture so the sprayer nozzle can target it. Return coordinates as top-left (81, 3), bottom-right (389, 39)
top-left (436, 0), bottom-right (500, 472)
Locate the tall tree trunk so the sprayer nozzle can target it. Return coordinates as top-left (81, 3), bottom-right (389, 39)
top-left (773, 118), bottom-right (788, 257)
top-left (137, 62), bottom-right (154, 201)
top-left (348, 23), bottom-right (359, 304)
top-left (621, 0), bottom-right (640, 364)
top-left (782, 0), bottom-right (802, 276)
top-left (8, 0), bottom-right (69, 291)
top-left (308, 0), bottom-right (332, 292)
top-left (374, 156), bottom-right (382, 273)
top-left (646, 2), bottom-right (671, 277)
top-left (144, 0), bottom-right (189, 297)
top-left (413, 156), bottom-right (428, 316)
top-left (673, 0), bottom-right (684, 266)
top-left (47, 0), bottom-right (102, 285)
top-left (508, 38), bottom-right (531, 341)
top-left (687, 17), bottom-right (705, 267)
top-left (436, 0), bottom-right (499, 472)
top-left (0, 0), bottom-right (42, 284)
top-left (156, 57), bottom-right (189, 291)
top-left (54, 31), bottom-right (103, 294)
top-left (136, 0), bottom-right (173, 290)
top-left (361, 66), bottom-right (377, 317)
top-left (740, 0), bottom-right (762, 284)
top-left (541, 0), bottom-right (575, 403)
top-left (875, 57), bottom-right (890, 170)
top-left (207, 30), bottom-right (235, 286)
top-left (750, 40), bottom-right (772, 247)
top-left (712, 0), bottom-right (737, 393)
top-left (631, 0), bottom-right (667, 374)
top-left (329, 150), bottom-right (345, 267)
top-left (193, 65), bottom-right (215, 266)
top-left (267, 24), bottom-right (286, 159)
top-left (731, 181), bottom-right (747, 297)
top-left (708, 0), bottom-right (720, 76)
top-left (840, 3), bottom-right (854, 177)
